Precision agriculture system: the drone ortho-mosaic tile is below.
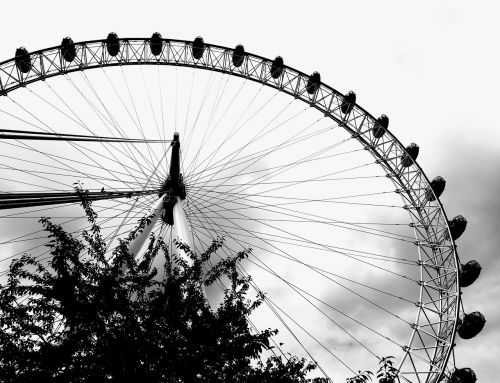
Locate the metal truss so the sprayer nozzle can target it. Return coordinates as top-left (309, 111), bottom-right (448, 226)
top-left (0, 37), bottom-right (461, 383)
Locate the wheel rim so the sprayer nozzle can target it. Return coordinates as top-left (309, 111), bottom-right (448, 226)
top-left (0, 37), bottom-right (460, 382)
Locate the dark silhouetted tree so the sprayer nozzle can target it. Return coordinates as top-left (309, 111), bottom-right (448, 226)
top-left (0, 188), bottom-right (328, 383)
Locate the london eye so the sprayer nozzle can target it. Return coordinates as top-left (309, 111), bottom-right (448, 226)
top-left (0, 34), bottom-right (484, 383)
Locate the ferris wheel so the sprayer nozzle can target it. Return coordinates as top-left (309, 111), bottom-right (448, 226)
top-left (0, 33), bottom-right (485, 382)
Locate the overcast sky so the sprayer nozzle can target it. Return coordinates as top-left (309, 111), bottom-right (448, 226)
top-left (0, 0), bottom-right (497, 381)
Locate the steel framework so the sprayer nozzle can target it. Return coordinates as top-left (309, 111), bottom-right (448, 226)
top-left (0, 37), bottom-right (462, 383)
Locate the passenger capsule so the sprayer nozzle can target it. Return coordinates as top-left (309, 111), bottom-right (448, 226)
top-left (400, 143), bottom-right (419, 168)
top-left (61, 37), bottom-right (76, 62)
top-left (306, 71), bottom-right (321, 94)
top-left (150, 32), bottom-right (163, 56)
top-left (192, 36), bottom-right (205, 60)
top-left (15, 47), bottom-right (31, 73)
top-left (106, 32), bottom-right (120, 57)
top-left (460, 260), bottom-right (482, 288)
top-left (425, 176), bottom-right (446, 201)
top-left (449, 215), bottom-right (467, 240)
top-left (232, 44), bottom-right (245, 67)
top-left (450, 368), bottom-right (477, 383)
top-left (372, 114), bottom-right (389, 139)
top-left (341, 91), bottom-right (356, 114)
top-left (457, 311), bottom-right (485, 339)
top-left (270, 56), bottom-right (284, 79)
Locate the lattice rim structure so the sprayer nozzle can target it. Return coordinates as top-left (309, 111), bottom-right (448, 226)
top-left (0, 37), bottom-right (461, 383)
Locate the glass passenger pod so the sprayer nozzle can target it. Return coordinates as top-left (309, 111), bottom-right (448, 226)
top-left (459, 260), bottom-right (482, 288)
top-left (372, 114), bottom-right (389, 139)
top-left (457, 311), bottom-right (486, 339)
top-left (270, 56), bottom-right (284, 79)
top-left (306, 71), bottom-right (321, 94)
top-left (232, 44), bottom-right (246, 67)
top-left (61, 37), bottom-right (76, 62)
top-left (15, 47), bottom-right (31, 73)
top-left (192, 36), bottom-right (205, 60)
top-left (150, 32), bottom-right (163, 56)
top-left (341, 91), bottom-right (356, 114)
top-left (450, 368), bottom-right (477, 383)
top-left (425, 176), bottom-right (446, 201)
top-left (106, 32), bottom-right (120, 57)
top-left (400, 143), bottom-right (419, 168)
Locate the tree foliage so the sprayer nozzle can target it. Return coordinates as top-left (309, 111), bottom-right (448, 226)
top-left (0, 189), bottom-right (328, 383)
top-left (376, 357), bottom-right (396, 383)
top-left (346, 370), bottom-right (373, 383)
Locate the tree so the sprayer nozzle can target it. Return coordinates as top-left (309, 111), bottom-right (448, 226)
top-left (346, 370), bottom-right (373, 383)
top-left (376, 357), bottom-right (396, 383)
top-left (0, 188), bottom-right (328, 383)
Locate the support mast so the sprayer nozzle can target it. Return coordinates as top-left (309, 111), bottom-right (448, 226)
top-left (128, 132), bottom-right (193, 264)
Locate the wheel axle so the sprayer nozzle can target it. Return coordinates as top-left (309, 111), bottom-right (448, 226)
top-left (159, 132), bottom-right (186, 224)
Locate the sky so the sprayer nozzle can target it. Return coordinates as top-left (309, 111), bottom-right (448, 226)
top-left (0, 0), bottom-right (498, 381)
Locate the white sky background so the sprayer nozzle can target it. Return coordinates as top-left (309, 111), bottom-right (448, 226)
top-left (0, 0), bottom-right (498, 381)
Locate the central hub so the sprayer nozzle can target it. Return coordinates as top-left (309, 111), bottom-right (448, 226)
top-left (159, 132), bottom-right (186, 225)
